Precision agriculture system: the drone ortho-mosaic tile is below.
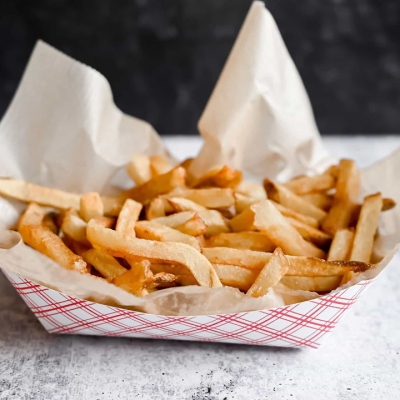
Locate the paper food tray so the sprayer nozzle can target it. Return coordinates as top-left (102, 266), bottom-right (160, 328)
top-left (2, 269), bottom-right (372, 348)
top-left (1, 2), bottom-right (399, 348)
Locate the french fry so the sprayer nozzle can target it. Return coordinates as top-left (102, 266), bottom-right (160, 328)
top-left (94, 216), bottom-right (115, 229)
top-left (214, 264), bottom-right (258, 291)
top-left (18, 203), bottom-right (45, 229)
top-left (235, 182), bottom-right (266, 199)
top-left (324, 164), bottom-right (340, 179)
top-left (145, 197), bottom-right (166, 220)
top-left (299, 193), bottom-right (333, 211)
top-left (135, 220), bottom-right (201, 250)
top-left (202, 247), bottom-right (372, 276)
top-left (18, 224), bottom-right (88, 273)
top-left (197, 209), bottom-right (230, 235)
top-left (327, 228), bottom-right (354, 261)
top-left (321, 200), bottom-right (356, 235)
top-left (234, 193), bottom-right (259, 213)
top-left (0, 178), bottom-right (80, 210)
top-left (350, 193), bottom-right (383, 263)
top-left (287, 217), bottom-right (332, 247)
top-left (113, 260), bottom-right (151, 297)
top-left (146, 272), bottom-right (177, 289)
top-left (247, 248), bottom-right (289, 297)
top-left (150, 155), bottom-right (174, 176)
top-left (101, 196), bottom-right (126, 216)
top-left (335, 159), bottom-right (360, 203)
top-left (153, 212), bottom-right (207, 236)
top-left (126, 155), bottom-right (152, 185)
top-left (281, 276), bottom-right (342, 292)
top-left (284, 174), bottom-right (335, 195)
top-left (115, 199), bottom-right (142, 235)
top-left (193, 165), bottom-right (242, 188)
top-left (124, 166), bottom-right (186, 204)
top-left (264, 180), bottom-right (327, 222)
top-left (150, 263), bottom-right (258, 292)
top-left (350, 197), bottom-right (396, 226)
top-left (271, 201), bottom-right (319, 228)
top-left (163, 188), bottom-right (235, 209)
top-left (42, 212), bottom-right (59, 234)
top-left (153, 211), bottom-right (195, 227)
top-left (179, 158), bottom-right (195, 186)
top-left (168, 197), bottom-right (206, 212)
top-left (82, 249), bottom-right (127, 280)
top-left (204, 232), bottom-right (276, 252)
top-left (230, 200), bottom-right (325, 258)
top-left (80, 192), bottom-right (104, 222)
top-left (61, 209), bottom-right (90, 246)
top-left (86, 221), bottom-right (222, 287)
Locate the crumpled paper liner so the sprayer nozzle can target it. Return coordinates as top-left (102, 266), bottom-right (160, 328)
top-left (0, 2), bottom-right (399, 316)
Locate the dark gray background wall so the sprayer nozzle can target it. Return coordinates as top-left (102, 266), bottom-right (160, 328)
top-left (1, 0), bottom-right (399, 135)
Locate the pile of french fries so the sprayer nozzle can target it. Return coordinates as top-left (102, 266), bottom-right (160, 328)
top-left (0, 155), bottom-right (394, 299)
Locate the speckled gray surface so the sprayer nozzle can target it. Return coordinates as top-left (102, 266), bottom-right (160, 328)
top-left (1, 137), bottom-right (400, 400)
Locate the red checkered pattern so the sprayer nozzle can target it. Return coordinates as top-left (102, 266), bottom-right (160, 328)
top-left (2, 270), bottom-right (371, 348)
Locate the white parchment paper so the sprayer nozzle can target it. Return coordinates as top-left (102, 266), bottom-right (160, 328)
top-left (1, 2), bottom-right (399, 316)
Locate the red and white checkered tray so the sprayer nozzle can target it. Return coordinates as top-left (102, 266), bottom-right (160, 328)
top-left (2, 270), bottom-right (372, 348)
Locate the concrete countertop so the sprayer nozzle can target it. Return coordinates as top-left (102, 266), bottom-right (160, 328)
top-left (1, 136), bottom-right (400, 400)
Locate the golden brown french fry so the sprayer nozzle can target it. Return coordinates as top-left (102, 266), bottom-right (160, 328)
top-left (86, 221), bottom-right (222, 287)
top-left (193, 165), bottom-right (242, 188)
top-left (230, 200), bottom-right (325, 258)
top-left (179, 158), bottom-right (196, 186)
top-left (150, 263), bottom-right (258, 292)
top-left (101, 196), bottom-right (126, 217)
top-left (150, 155), bottom-right (174, 176)
top-left (271, 201), bottom-right (319, 228)
top-left (42, 212), bottom-right (59, 234)
top-left (115, 199), bottom-right (142, 235)
top-left (299, 193), bottom-right (333, 211)
top-left (146, 272), bottom-right (177, 289)
top-left (324, 164), bottom-right (340, 179)
top-left (64, 238), bottom-right (90, 257)
top-left (135, 220), bottom-right (201, 250)
top-left (350, 197), bottom-right (396, 226)
top-left (18, 203), bottom-right (45, 229)
top-left (0, 178), bottom-right (81, 210)
top-left (197, 209), bottom-right (230, 235)
top-left (281, 276), bottom-right (342, 292)
top-left (124, 166), bottom-right (186, 204)
top-left (80, 193), bottom-right (104, 222)
top-left (61, 210), bottom-right (90, 246)
top-left (153, 211), bottom-right (195, 227)
top-left (202, 247), bottom-right (371, 276)
top-left (350, 193), bottom-right (383, 263)
top-left (204, 232), bottom-right (276, 252)
top-left (163, 188), bottom-right (235, 209)
top-left (18, 224), bottom-right (88, 273)
top-left (153, 212), bottom-right (207, 236)
top-left (321, 200), bottom-right (355, 235)
top-left (168, 197), bottom-right (206, 212)
top-left (113, 260), bottom-right (151, 296)
top-left (335, 159), bottom-right (360, 203)
top-left (235, 182), bottom-right (266, 199)
top-left (234, 193), bottom-right (259, 213)
top-left (264, 180), bottom-right (327, 222)
top-left (94, 216), bottom-right (115, 229)
top-left (82, 249), bottom-right (127, 280)
top-left (247, 248), bottom-right (289, 297)
top-left (126, 155), bottom-right (152, 185)
top-left (214, 264), bottom-right (258, 291)
top-left (145, 197), bottom-right (166, 220)
top-left (327, 228), bottom-right (354, 261)
top-left (286, 217), bottom-right (332, 247)
top-left (284, 174), bottom-right (335, 195)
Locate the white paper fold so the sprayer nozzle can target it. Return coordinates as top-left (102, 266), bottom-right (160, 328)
top-left (190, 1), bottom-right (332, 182)
top-left (0, 2), bottom-right (399, 317)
